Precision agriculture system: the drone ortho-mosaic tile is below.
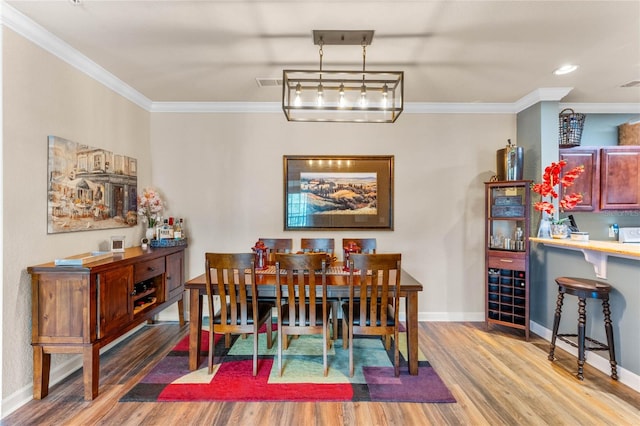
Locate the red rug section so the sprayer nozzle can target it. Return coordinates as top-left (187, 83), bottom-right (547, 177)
top-left (158, 358), bottom-right (354, 402)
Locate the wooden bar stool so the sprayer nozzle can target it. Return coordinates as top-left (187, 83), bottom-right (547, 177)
top-left (548, 277), bottom-right (618, 380)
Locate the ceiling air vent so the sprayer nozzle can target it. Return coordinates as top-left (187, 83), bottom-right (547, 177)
top-left (620, 80), bottom-right (640, 88)
top-left (256, 77), bottom-right (283, 87)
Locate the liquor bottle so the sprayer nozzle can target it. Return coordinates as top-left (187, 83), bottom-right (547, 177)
top-left (179, 218), bottom-right (186, 239)
top-left (159, 219), bottom-right (172, 240)
top-left (174, 218), bottom-right (182, 240)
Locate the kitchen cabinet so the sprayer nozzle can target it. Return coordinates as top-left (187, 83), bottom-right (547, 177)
top-left (600, 146), bottom-right (640, 210)
top-left (559, 147), bottom-right (600, 211)
top-left (28, 245), bottom-right (186, 400)
top-left (560, 146), bottom-right (640, 211)
top-left (484, 181), bottom-right (531, 340)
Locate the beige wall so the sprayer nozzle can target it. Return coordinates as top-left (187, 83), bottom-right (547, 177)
top-left (150, 112), bottom-right (516, 318)
top-left (2, 29), bottom-right (151, 400)
top-left (2, 27), bottom-right (517, 406)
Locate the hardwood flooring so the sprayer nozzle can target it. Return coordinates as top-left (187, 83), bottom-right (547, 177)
top-left (3, 321), bottom-right (639, 425)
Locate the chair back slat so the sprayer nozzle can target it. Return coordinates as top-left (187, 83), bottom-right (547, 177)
top-left (301, 238), bottom-right (335, 254)
top-left (275, 253), bottom-right (326, 327)
top-left (350, 253), bottom-right (401, 328)
top-left (205, 252), bottom-right (256, 327)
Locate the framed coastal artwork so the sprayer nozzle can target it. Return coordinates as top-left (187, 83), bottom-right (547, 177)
top-left (283, 155), bottom-right (394, 230)
top-left (47, 135), bottom-right (138, 234)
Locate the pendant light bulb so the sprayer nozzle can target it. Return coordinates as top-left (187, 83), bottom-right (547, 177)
top-left (317, 83), bottom-right (324, 106)
top-left (382, 84), bottom-right (388, 109)
top-left (338, 83), bottom-right (346, 108)
top-left (360, 84), bottom-right (367, 108)
top-left (294, 83), bottom-right (302, 107)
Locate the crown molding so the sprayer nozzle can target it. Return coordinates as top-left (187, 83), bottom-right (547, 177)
top-left (558, 103), bottom-right (640, 114)
top-left (2, 3), bottom-right (637, 116)
top-left (1, 2), bottom-right (152, 111)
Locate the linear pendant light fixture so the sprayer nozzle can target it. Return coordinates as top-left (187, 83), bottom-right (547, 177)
top-left (282, 30), bottom-right (404, 123)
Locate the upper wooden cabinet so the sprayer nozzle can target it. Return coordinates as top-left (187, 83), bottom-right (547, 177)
top-left (560, 147), bottom-right (600, 211)
top-left (560, 146), bottom-right (640, 211)
top-left (600, 147), bottom-right (640, 210)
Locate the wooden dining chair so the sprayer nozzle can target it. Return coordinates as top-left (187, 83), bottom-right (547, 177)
top-left (258, 238), bottom-right (293, 265)
top-left (300, 238), bottom-right (339, 341)
top-left (341, 238), bottom-right (377, 254)
top-left (342, 253), bottom-right (402, 377)
top-left (301, 238), bottom-right (335, 254)
top-left (204, 253), bottom-right (274, 376)
top-left (275, 253), bottom-right (331, 376)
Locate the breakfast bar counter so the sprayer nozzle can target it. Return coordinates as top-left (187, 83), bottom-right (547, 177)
top-left (530, 237), bottom-right (640, 279)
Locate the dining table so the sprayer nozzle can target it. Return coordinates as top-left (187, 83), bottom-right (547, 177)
top-left (184, 262), bottom-right (424, 375)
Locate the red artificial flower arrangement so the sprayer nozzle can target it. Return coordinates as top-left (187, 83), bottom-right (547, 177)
top-left (532, 160), bottom-right (585, 219)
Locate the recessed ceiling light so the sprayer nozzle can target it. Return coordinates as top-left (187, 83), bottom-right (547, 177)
top-left (553, 64), bottom-right (578, 75)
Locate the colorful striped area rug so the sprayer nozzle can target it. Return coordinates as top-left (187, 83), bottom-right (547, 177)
top-left (120, 326), bottom-right (456, 403)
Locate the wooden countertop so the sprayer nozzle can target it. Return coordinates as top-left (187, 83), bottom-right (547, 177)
top-left (529, 237), bottom-right (639, 278)
top-left (530, 237), bottom-right (640, 259)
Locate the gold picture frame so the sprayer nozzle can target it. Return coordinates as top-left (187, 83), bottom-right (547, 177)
top-left (283, 155), bottom-right (394, 230)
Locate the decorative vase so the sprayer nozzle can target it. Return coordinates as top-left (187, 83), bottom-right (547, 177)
top-left (145, 225), bottom-right (155, 241)
top-left (537, 215), bottom-right (551, 238)
top-left (550, 223), bottom-right (569, 239)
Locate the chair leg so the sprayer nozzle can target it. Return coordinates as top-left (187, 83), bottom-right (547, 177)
top-left (602, 297), bottom-right (618, 380)
top-left (342, 315), bottom-right (348, 349)
top-left (577, 297), bottom-right (586, 381)
top-left (323, 324), bottom-right (328, 377)
top-left (253, 329), bottom-right (258, 377)
top-left (278, 324), bottom-right (283, 376)
top-left (331, 300), bottom-right (339, 341)
top-left (266, 316), bottom-right (273, 349)
top-left (208, 328), bottom-right (214, 375)
top-left (225, 333), bottom-right (231, 348)
top-left (394, 329), bottom-right (400, 377)
top-left (548, 291), bottom-right (564, 361)
top-left (349, 326), bottom-right (354, 377)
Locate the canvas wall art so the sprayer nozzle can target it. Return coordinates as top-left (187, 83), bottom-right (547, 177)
top-left (47, 135), bottom-right (138, 234)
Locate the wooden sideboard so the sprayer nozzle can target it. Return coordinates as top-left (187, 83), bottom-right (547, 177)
top-left (27, 245), bottom-right (186, 400)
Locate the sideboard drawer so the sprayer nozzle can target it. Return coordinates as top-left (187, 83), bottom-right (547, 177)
top-left (134, 257), bottom-right (165, 283)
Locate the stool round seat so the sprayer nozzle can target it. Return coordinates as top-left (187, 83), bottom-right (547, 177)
top-left (548, 276), bottom-right (617, 381)
top-left (555, 277), bottom-right (612, 298)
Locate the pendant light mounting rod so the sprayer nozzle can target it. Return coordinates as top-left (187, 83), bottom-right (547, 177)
top-left (312, 30), bottom-right (374, 46)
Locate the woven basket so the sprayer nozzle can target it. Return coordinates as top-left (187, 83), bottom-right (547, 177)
top-left (618, 122), bottom-right (640, 145)
top-left (150, 238), bottom-right (188, 248)
top-left (558, 108), bottom-right (586, 148)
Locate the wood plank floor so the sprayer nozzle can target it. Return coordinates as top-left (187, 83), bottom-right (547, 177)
top-left (3, 321), bottom-right (639, 425)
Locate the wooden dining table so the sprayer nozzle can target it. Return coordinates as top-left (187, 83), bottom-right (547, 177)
top-left (184, 263), bottom-right (424, 375)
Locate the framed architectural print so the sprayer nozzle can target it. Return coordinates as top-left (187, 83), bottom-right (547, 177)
top-left (47, 135), bottom-right (138, 234)
top-left (283, 155), bottom-right (394, 230)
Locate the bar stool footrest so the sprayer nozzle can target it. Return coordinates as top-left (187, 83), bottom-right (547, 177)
top-left (557, 333), bottom-right (610, 352)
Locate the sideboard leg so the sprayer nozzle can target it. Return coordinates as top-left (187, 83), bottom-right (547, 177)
top-left (83, 345), bottom-right (100, 400)
top-left (32, 346), bottom-right (51, 399)
top-left (178, 296), bottom-right (186, 327)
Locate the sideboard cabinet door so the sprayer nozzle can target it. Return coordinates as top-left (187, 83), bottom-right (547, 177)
top-left (600, 147), bottom-right (640, 210)
top-left (98, 265), bottom-right (133, 338)
top-left (165, 250), bottom-right (184, 301)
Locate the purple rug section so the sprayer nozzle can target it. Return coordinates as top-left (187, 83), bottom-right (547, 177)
top-left (364, 366), bottom-right (456, 403)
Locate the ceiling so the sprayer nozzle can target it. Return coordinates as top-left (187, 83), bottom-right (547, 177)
top-left (4, 0), bottom-right (640, 106)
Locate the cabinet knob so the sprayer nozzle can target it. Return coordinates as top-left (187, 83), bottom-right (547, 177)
top-left (147, 267), bottom-right (155, 271)
top-left (166, 275), bottom-right (172, 280)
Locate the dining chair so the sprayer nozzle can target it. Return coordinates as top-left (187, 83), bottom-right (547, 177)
top-left (301, 238), bottom-right (335, 254)
top-left (300, 238), bottom-right (339, 341)
top-left (204, 252), bottom-right (274, 376)
top-left (341, 238), bottom-right (377, 254)
top-left (342, 253), bottom-right (402, 377)
top-left (258, 238), bottom-right (293, 265)
top-left (275, 253), bottom-right (331, 376)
